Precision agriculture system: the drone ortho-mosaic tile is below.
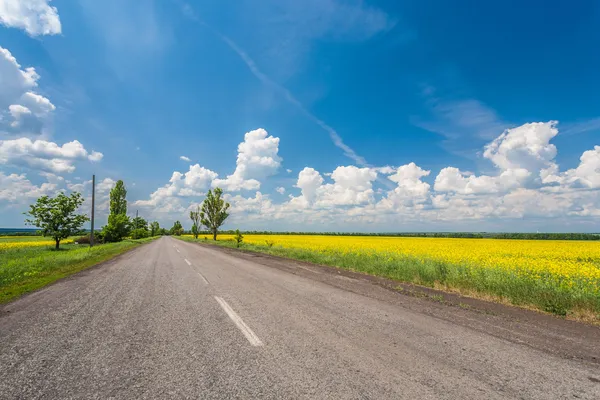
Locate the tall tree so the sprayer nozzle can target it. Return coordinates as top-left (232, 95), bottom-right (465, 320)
top-left (150, 221), bottom-right (160, 237)
top-left (190, 205), bottom-right (201, 239)
top-left (200, 188), bottom-right (230, 240)
top-left (103, 180), bottom-right (131, 242)
top-left (24, 192), bottom-right (89, 250)
top-left (109, 180), bottom-right (127, 215)
top-left (170, 220), bottom-right (184, 236)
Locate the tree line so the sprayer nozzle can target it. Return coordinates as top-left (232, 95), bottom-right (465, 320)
top-left (23, 180), bottom-right (232, 249)
top-left (23, 179), bottom-right (598, 250)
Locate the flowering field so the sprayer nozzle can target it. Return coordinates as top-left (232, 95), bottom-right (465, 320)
top-left (184, 234), bottom-right (600, 320)
top-left (0, 236), bottom-right (74, 250)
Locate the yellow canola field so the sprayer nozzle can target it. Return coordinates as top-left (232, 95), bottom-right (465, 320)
top-left (0, 238), bottom-right (74, 250)
top-left (215, 234), bottom-right (600, 287)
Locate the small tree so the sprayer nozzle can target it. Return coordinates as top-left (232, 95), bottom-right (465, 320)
top-left (170, 220), bottom-right (184, 236)
top-left (150, 221), bottom-right (160, 237)
top-left (24, 192), bottom-right (89, 250)
top-left (190, 205), bottom-right (201, 239)
top-left (200, 188), bottom-right (230, 240)
top-left (234, 229), bottom-right (243, 248)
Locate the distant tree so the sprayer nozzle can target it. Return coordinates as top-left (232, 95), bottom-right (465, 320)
top-left (24, 192), bottom-right (89, 250)
top-left (200, 188), bottom-right (230, 240)
top-left (234, 229), bottom-right (243, 248)
top-left (150, 221), bottom-right (160, 237)
top-left (131, 216), bottom-right (148, 231)
top-left (102, 180), bottom-right (131, 242)
top-left (170, 220), bottom-right (184, 236)
top-left (159, 227), bottom-right (169, 236)
top-left (190, 205), bottom-right (201, 239)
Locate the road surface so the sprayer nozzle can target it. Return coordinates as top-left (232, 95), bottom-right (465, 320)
top-left (1, 237), bottom-right (599, 399)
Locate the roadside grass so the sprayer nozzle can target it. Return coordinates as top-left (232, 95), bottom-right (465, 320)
top-left (0, 238), bottom-right (156, 304)
top-left (177, 236), bottom-right (600, 324)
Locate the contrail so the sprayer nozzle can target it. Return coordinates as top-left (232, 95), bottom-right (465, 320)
top-left (218, 36), bottom-right (369, 167)
top-left (177, 3), bottom-right (370, 167)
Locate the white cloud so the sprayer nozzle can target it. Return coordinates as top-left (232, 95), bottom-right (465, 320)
top-left (134, 164), bottom-right (218, 210)
top-left (0, 46), bottom-right (55, 135)
top-left (0, 138), bottom-right (103, 173)
top-left (543, 146), bottom-right (600, 189)
top-left (133, 121), bottom-right (600, 230)
top-left (213, 128), bottom-right (282, 191)
top-left (0, 0), bottom-right (61, 36)
top-left (180, 155), bottom-right (191, 162)
top-left (286, 169), bottom-right (292, 173)
top-left (0, 171), bottom-right (57, 201)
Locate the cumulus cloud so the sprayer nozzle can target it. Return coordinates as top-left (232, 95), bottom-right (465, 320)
top-left (134, 121), bottom-right (600, 229)
top-left (0, 0), bottom-right (61, 36)
top-left (0, 46), bottom-right (55, 135)
top-left (134, 164), bottom-right (218, 210)
top-left (0, 138), bottom-right (103, 173)
top-left (0, 171), bottom-right (57, 201)
top-left (213, 128), bottom-right (282, 191)
top-left (435, 122), bottom-right (560, 195)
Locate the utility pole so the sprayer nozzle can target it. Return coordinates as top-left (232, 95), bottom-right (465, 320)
top-left (90, 174), bottom-right (96, 247)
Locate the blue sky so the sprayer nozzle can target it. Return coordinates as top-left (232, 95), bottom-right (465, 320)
top-left (0, 0), bottom-right (599, 232)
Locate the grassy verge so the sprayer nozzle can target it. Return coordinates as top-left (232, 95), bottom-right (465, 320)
top-left (0, 238), bottom-right (156, 304)
top-left (177, 236), bottom-right (600, 323)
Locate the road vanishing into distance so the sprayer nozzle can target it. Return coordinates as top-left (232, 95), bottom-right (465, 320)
top-left (1, 237), bottom-right (599, 399)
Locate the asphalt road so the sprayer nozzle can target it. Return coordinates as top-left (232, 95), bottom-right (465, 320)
top-left (1, 237), bottom-right (599, 399)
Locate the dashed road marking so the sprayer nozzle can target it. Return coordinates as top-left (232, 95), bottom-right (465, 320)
top-left (184, 259), bottom-right (191, 266)
top-left (214, 297), bottom-right (263, 347)
top-left (197, 272), bottom-right (209, 285)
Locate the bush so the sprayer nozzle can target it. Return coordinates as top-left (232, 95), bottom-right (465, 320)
top-left (74, 234), bottom-right (104, 245)
top-left (131, 228), bottom-right (149, 239)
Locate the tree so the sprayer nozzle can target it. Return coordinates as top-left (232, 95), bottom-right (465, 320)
top-left (132, 216), bottom-right (148, 231)
top-left (170, 220), bottom-right (184, 236)
top-left (102, 180), bottom-right (131, 242)
top-left (200, 188), bottom-right (230, 240)
top-left (150, 221), bottom-right (160, 237)
top-left (110, 180), bottom-right (127, 215)
top-left (190, 205), bottom-right (201, 239)
top-left (24, 192), bottom-right (89, 250)
top-left (234, 229), bottom-right (243, 248)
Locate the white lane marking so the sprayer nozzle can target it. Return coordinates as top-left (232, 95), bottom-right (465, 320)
top-left (214, 296), bottom-right (263, 347)
top-left (184, 259), bottom-right (191, 266)
top-left (197, 272), bottom-right (209, 285)
top-left (176, 248), bottom-right (180, 253)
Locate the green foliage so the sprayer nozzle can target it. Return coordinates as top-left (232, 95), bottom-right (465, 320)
top-left (102, 213), bottom-right (131, 243)
top-left (103, 180), bottom-right (131, 242)
top-left (190, 205), bottom-right (201, 239)
top-left (109, 180), bottom-right (127, 215)
top-left (234, 229), bottom-right (244, 248)
top-left (170, 220), bottom-right (184, 236)
top-left (150, 221), bottom-right (160, 237)
top-left (131, 228), bottom-right (150, 239)
top-left (159, 228), bottom-right (169, 236)
top-left (24, 192), bottom-right (89, 250)
top-left (200, 188), bottom-right (230, 240)
top-left (131, 216), bottom-right (148, 231)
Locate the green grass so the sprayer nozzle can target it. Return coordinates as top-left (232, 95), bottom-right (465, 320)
top-left (0, 238), bottom-right (156, 304)
top-left (176, 236), bottom-right (600, 323)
